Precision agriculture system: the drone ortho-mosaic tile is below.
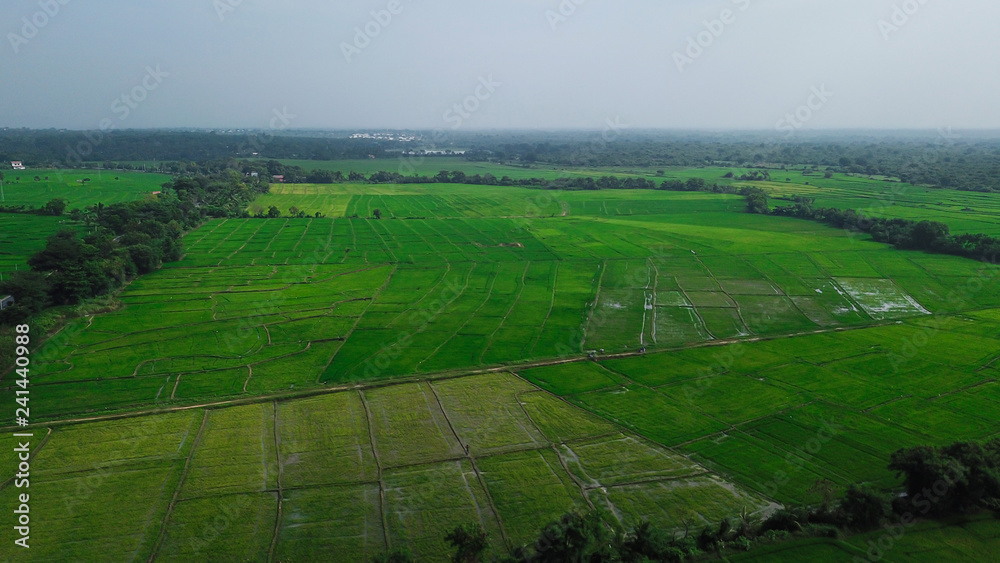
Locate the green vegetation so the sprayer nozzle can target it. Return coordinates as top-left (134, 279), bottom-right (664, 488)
top-left (0, 169), bottom-right (169, 209)
top-left (0, 373), bottom-right (767, 561)
top-left (0, 170), bottom-right (169, 280)
top-left (764, 195), bottom-right (1000, 263)
top-left (19, 179), bottom-right (1000, 420)
top-left (3, 151), bottom-right (1000, 561)
top-left (0, 171), bottom-right (268, 327)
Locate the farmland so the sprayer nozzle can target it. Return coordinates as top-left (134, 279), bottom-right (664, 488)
top-left (523, 306), bottom-right (1000, 507)
top-left (3, 168), bottom-right (1000, 561)
top-left (0, 169), bottom-right (168, 277)
top-left (16, 181), bottom-right (1000, 421)
top-left (0, 373), bottom-right (772, 561)
top-left (0, 169), bottom-right (169, 209)
top-left (272, 159), bottom-right (1000, 237)
top-left (0, 214), bottom-right (70, 277)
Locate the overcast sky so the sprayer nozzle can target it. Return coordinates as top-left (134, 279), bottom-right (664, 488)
top-left (2, 0), bottom-right (997, 131)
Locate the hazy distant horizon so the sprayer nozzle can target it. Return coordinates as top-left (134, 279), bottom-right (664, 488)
top-left (7, 127), bottom-right (1000, 139)
top-left (3, 1), bottom-right (998, 131)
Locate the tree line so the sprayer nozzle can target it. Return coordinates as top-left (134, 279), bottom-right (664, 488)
top-left (243, 163), bottom-right (759, 193)
top-left (0, 130), bottom-right (392, 167)
top-left (757, 195), bottom-right (1000, 263)
top-left (6, 130), bottom-right (999, 193)
top-left (0, 172), bottom-right (267, 325)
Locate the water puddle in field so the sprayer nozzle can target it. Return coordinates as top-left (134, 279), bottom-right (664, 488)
top-left (834, 278), bottom-right (931, 318)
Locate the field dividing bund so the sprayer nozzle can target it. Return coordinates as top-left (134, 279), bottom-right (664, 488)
top-left (0, 372), bottom-right (773, 561)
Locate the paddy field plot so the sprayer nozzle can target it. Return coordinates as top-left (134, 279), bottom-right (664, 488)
top-left (0, 372), bottom-right (769, 562)
top-left (742, 167), bottom-right (1000, 237)
top-left (834, 277), bottom-right (932, 319)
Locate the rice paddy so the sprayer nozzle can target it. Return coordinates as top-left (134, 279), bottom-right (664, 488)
top-left (3, 166), bottom-right (1000, 561)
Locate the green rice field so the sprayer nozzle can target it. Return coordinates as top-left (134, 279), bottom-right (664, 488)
top-left (3, 167), bottom-right (1000, 561)
top-left (0, 169), bottom-right (169, 209)
top-left (0, 373), bottom-right (772, 561)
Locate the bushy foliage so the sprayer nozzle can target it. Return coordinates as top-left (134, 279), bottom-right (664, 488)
top-left (3, 171), bottom-right (267, 320)
top-left (890, 439), bottom-right (1000, 517)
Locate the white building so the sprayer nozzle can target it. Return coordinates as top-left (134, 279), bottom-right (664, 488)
top-left (10, 161), bottom-right (25, 170)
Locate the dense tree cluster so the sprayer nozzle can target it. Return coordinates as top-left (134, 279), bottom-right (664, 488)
top-left (0, 130), bottom-right (392, 167)
top-left (890, 439), bottom-right (1000, 516)
top-left (0, 197), bottom-right (68, 216)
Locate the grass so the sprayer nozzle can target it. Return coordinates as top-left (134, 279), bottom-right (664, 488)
top-left (531, 310), bottom-right (1000, 506)
top-left (518, 362), bottom-right (622, 395)
top-left (363, 383), bottom-right (463, 468)
top-left (0, 214), bottom-right (74, 277)
top-left (181, 405), bottom-right (277, 498)
top-left (275, 484), bottom-right (383, 562)
top-left (383, 460), bottom-right (503, 561)
top-left (729, 513), bottom-right (1000, 562)
top-left (430, 374), bottom-right (545, 456)
top-left (476, 448), bottom-right (588, 547)
top-left (0, 169), bottom-right (169, 209)
top-left (277, 392), bottom-right (377, 487)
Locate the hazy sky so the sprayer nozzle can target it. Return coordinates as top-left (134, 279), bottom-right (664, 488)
top-left (2, 0), bottom-right (998, 131)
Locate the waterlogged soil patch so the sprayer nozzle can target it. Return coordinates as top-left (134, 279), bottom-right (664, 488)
top-left (834, 278), bottom-right (931, 319)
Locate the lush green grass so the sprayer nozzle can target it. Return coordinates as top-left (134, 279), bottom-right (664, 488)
top-left (0, 169), bottom-right (169, 209)
top-left (519, 362), bottom-right (622, 395)
top-left (363, 382), bottom-right (463, 467)
top-left (272, 160), bottom-right (1000, 235)
top-left (0, 213), bottom-right (76, 277)
top-left (731, 513), bottom-right (1000, 562)
top-left (526, 309), bottom-right (1000, 507)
